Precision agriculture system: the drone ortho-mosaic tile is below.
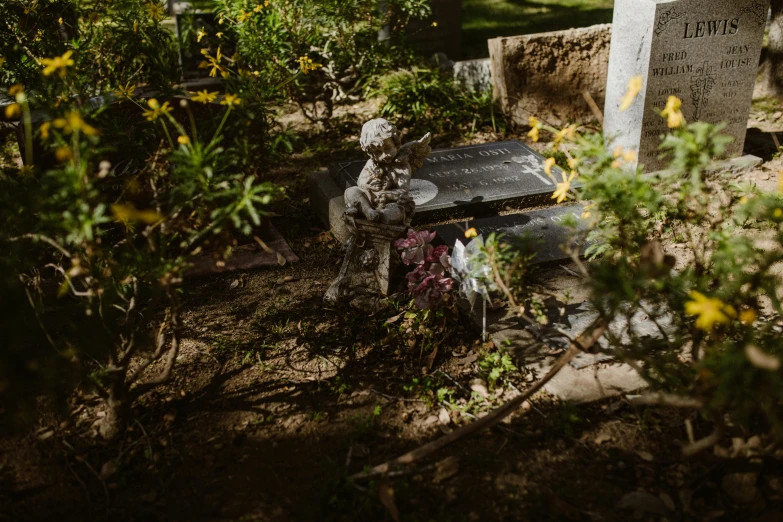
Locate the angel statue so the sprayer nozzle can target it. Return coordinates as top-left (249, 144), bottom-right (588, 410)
top-left (344, 118), bottom-right (431, 226)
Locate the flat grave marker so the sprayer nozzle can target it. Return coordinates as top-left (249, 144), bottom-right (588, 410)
top-left (604, 0), bottom-right (769, 172)
top-left (433, 204), bottom-right (591, 265)
top-left (330, 140), bottom-right (563, 224)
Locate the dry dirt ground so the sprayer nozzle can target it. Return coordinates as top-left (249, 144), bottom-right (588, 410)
top-left (2, 103), bottom-right (783, 522)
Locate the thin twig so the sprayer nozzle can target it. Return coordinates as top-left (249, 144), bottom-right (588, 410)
top-left (9, 234), bottom-right (71, 257)
top-left (629, 392), bottom-right (704, 409)
top-left (350, 318), bottom-right (608, 480)
top-left (75, 456), bottom-right (109, 512)
top-left (369, 388), bottom-right (424, 403)
top-left (582, 90), bottom-right (604, 125)
top-left (65, 460), bottom-right (91, 505)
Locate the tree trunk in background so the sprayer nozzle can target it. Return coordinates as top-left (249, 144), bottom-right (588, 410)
top-left (758, 1), bottom-right (783, 98)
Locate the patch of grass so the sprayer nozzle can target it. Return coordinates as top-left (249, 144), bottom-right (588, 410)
top-left (462, 0), bottom-right (615, 59)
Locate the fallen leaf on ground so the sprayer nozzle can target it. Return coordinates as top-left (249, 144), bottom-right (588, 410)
top-left (617, 491), bottom-right (670, 515)
top-left (635, 450), bottom-right (654, 462)
top-left (438, 407), bottom-right (450, 425)
top-left (425, 346), bottom-right (438, 371)
top-left (470, 382), bottom-right (489, 398)
top-left (378, 481), bottom-right (400, 522)
top-left (433, 456), bottom-right (459, 483)
top-left (594, 432), bottom-right (612, 445)
top-left (384, 312), bottom-right (404, 325)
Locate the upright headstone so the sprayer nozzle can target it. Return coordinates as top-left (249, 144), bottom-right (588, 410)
top-left (604, 0), bottom-right (770, 171)
top-left (490, 25), bottom-right (613, 126)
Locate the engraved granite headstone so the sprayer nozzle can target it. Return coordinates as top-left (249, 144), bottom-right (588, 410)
top-left (604, 0), bottom-right (769, 172)
top-left (330, 140), bottom-right (563, 224)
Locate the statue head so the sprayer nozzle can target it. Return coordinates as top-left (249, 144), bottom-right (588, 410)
top-left (360, 118), bottom-right (401, 164)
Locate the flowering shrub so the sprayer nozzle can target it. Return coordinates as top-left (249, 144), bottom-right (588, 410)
top-left (483, 89), bottom-right (783, 452)
top-left (0, 4), bottom-right (280, 437)
top-left (1, 0), bottom-right (178, 99)
top-left (395, 229), bottom-right (453, 309)
top-left (209, 0), bottom-right (431, 123)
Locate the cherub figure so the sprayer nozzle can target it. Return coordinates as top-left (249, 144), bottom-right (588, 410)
top-left (344, 118), bottom-right (431, 225)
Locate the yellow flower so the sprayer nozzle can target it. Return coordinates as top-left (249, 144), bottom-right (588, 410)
top-left (220, 93), bottom-right (241, 107)
top-left (112, 203), bottom-right (162, 225)
top-left (254, 4), bottom-right (264, 12)
top-left (581, 203), bottom-right (595, 220)
top-left (145, 1), bottom-right (165, 21)
top-left (619, 75), bottom-right (643, 112)
top-left (297, 56), bottom-right (322, 74)
top-left (527, 116), bottom-right (541, 143)
top-left (114, 82), bottom-right (136, 99)
top-left (544, 157), bottom-right (556, 177)
top-left (40, 121), bottom-right (51, 139)
top-left (552, 170), bottom-right (576, 204)
top-left (58, 17), bottom-right (64, 24)
top-left (9, 84), bottom-right (24, 99)
top-left (568, 157), bottom-right (578, 169)
top-left (740, 308), bottom-right (757, 325)
top-left (775, 208), bottom-right (783, 218)
top-left (464, 227), bottom-right (478, 239)
top-left (252, 70), bottom-right (261, 76)
top-left (23, 4), bottom-right (38, 14)
top-left (133, 21), bottom-right (138, 33)
top-left (661, 96), bottom-right (685, 129)
top-left (216, 32), bottom-right (224, 38)
top-left (141, 98), bottom-right (173, 121)
top-left (265, 0), bottom-right (269, 5)
top-left (623, 150), bottom-right (636, 163)
top-left (55, 146), bottom-right (73, 162)
top-left (191, 90), bottom-right (218, 103)
top-left (52, 111), bottom-right (99, 136)
top-left (177, 135), bottom-right (190, 145)
top-left (685, 291), bottom-right (736, 331)
top-left (205, 47), bottom-right (228, 78)
top-left (4, 103), bottom-right (21, 119)
top-left (552, 124), bottom-right (576, 149)
top-left (41, 50), bottom-right (74, 77)
top-left (197, 27), bottom-right (207, 42)
top-left (432, 22), bottom-right (438, 27)
top-left (238, 10), bottom-right (252, 22)
top-left (218, 14), bottom-right (224, 24)
top-left (613, 146), bottom-right (623, 159)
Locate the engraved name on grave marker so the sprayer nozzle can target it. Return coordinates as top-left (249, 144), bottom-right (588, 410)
top-left (604, 0), bottom-right (769, 172)
top-left (330, 141), bottom-right (562, 223)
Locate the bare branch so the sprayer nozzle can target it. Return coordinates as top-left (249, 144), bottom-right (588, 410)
top-left (682, 428), bottom-right (722, 457)
top-left (125, 320), bottom-right (168, 384)
top-left (129, 310), bottom-right (181, 399)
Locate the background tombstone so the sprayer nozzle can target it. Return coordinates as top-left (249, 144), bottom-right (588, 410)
top-left (489, 24), bottom-right (612, 127)
top-left (604, 0), bottom-right (770, 172)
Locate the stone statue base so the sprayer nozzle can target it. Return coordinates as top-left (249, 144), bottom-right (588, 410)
top-left (324, 219), bottom-right (407, 309)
